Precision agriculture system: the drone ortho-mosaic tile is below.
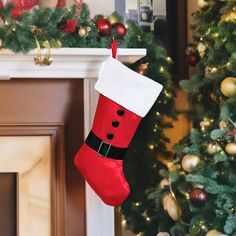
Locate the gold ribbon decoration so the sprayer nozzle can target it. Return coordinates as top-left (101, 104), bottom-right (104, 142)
top-left (34, 37), bottom-right (53, 66)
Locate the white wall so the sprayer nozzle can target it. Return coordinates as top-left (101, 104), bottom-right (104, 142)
top-left (84, 0), bottom-right (115, 16)
top-left (153, 0), bottom-right (166, 16)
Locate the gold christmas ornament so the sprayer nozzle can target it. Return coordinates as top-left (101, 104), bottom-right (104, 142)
top-left (200, 117), bottom-right (214, 131)
top-left (31, 25), bottom-right (43, 35)
top-left (206, 143), bottom-right (222, 154)
top-left (225, 142), bottom-right (236, 155)
top-left (221, 77), bottom-right (236, 97)
top-left (78, 26), bottom-right (89, 37)
top-left (108, 15), bottom-right (119, 25)
top-left (159, 178), bottom-right (170, 189)
top-left (220, 10), bottom-right (236, 23)
top-left (181, 154), bottom-right (200, 172)
top-left (205, 230), bottom-right (223, 236)
top-left (197, 42), bottom-right (207, 57)
top-left (156, 233), bottom-right (170, 236)
top-left (219, 120), bottom-right (228, 130)
top-left (54, 40), bottom-right (62, 48)
top-left (162, 193), bottom-right (181, 221)
top-left (197, 0), bottom-right (209, 8)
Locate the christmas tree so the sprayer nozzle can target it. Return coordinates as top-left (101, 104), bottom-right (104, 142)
top-left (122, 0), bottom-right (236, 235)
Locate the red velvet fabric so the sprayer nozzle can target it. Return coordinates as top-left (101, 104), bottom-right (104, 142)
top-left (74, 94), bottom-right (141, 206)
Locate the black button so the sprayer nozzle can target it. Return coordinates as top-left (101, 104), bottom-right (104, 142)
top-left (117, 109), bottom-right (124, 116)
top-left (106, 132), bottom-right (114, 140)
top-left (112, 120), bottom-right (119, 128)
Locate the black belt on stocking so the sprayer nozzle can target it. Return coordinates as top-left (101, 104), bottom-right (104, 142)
top-left (85, 131), bottom-right (127, 160)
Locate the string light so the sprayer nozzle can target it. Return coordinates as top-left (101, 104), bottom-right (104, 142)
top-left (185, 193), bottom-right (190, 200)
top-left (122, 219), bottom-right (126, 226)
top-left (135, 202), bottom-right (141, 207)
top-left (148, 144), bottom-right (154, 150)
top-left (160, 66), bottom-right (165, 72)
top-left (210, 67), bottom-right (217, 73)
top-left (166, 57), bottom-right (172, 63)
top-left (146, 217), bottom-right (151, 222)
top-left (164, 90), bottom-right (172, 98)
top-left (156, 112), bottom-right (160, 116)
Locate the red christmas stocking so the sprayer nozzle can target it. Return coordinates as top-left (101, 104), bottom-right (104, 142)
top-left (74, 57), bottom-right (163, 206)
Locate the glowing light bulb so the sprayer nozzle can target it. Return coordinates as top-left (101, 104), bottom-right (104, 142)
top-left (160, 66), bottom-right (165, 72)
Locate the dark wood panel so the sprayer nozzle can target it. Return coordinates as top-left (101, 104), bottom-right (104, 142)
top-left (0, 173), bottom-right (16, 236)
top-left (0, 79), bottom-right (85, 236)
top-left (167, 0), bottom-right (188, 82)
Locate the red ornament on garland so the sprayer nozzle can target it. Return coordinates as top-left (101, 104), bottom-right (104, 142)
top-left (95, 18), bottom-right (112, 36)
top-left (190, 188), bottom-right (208, 207)
top-left (62, 19), bottom-right (78, 33)
top-left (114, 22), bottom-right (127, 38)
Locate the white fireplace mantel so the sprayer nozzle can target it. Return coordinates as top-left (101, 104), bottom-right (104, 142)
top-left (0, 48), bottom-right (146, 80)
top-left (0, 47), bottom-right (146, 236)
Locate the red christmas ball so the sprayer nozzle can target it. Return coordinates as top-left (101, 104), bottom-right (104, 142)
top-left (190, 188), bottom-right (208, 207)
top-left (187, 53), bottom-right (199, 66)
top-left (114, 23), bottom-right (127, 38)
top-left (95, 18), bottom-right (112, 36)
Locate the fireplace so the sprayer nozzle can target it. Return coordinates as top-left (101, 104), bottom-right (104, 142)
top-left (0, 48), bottom-right (145, 236)
top-left (0, 136), bottom-right (51, 236)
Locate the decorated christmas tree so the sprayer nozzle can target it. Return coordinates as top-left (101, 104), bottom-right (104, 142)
top-left (122, 0), bottom-right (236, 235)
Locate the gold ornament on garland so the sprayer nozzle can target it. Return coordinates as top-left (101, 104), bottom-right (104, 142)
top-left (220, 9), bottom-right (236, 23)
top-left (108, 15), bottom-right (120, 25)
top-left (181, 154), bottom-right (200, 172)
top-left (31, 25), bottom-right (43, 35)
top-left (54, 40), bottom-right (62, 48)
top-left (200, 117), bottom-right (214, 131)
top-left (221, 77), bottom-right (236, 97)
top-left (206, 143), bottom-right (222, 154)
top-left (78, 26), bottom-right (90, 37)
top-left (225, 142), bottom-right (236, 155)
top-left (162, 193), bottom-right (181, 221)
